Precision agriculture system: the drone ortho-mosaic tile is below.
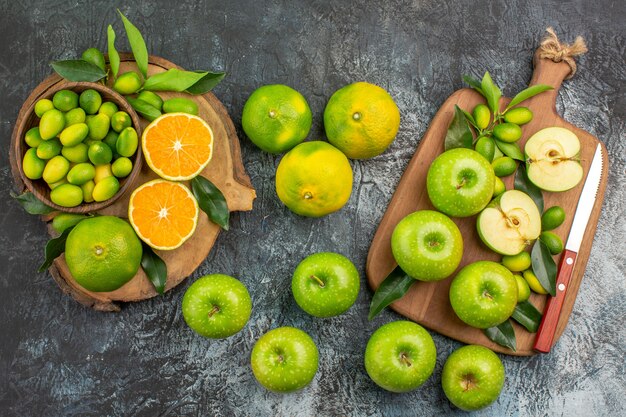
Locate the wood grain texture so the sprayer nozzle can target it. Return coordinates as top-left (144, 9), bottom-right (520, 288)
top-left (11, 55), bottom-right (256, 311)
top-left (366, 51), bottom-right (609, 356)
top-left (10, 80), bottom-right (143, 213)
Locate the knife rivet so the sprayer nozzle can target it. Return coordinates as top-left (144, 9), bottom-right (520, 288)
top-left (558, 283), bottom-right (566, 291)
top-left (566, 257), bottom-right (574, 265)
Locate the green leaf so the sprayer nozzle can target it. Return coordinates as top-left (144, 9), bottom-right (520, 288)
top-left (50, 60), bottom-right (107, 82)
top-left (11, 191), bottom-right (55, 215)
top-left (186, 71), bottom-right (226, 95)
top-left (125, 97), bottom-right (162, 121)
top-left (444, 105), bottom-right (473, 151)
top-left (107, 25), bottom-right (120, 80)
top-left (495, 139), bottom-right (524, 161)
top-left (191, 176), bottom-right (230, 230)
top-left (481, 72), bottom-right (502, 115)
top-left (368, 266), bottom-right (415, 320)
top-left (462, 75), bottom-right (484, 96)
top-left (483, 319), bottom-right (517, 351)
top-left (142, 68), bottom-right (209, 92)
top-left (117, 9), bottom-right (149, 78)
top-left (506, 85), bottom-right (553, 111)
top-left (511, 301), bottom-right (542, 333)
top-left (461, 109), bottom-right (478, 129)
top-left (141, 243), bottom-right (167, 295)
top-left (514, 164), bottom-right (544, 213)
top-left (531, 239), bottom-right (557, 296)
top-left (38, 226), bottom-right (74, 272)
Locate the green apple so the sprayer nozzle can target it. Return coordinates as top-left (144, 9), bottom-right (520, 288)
top-left (182, 274), bottom-right (252, 339)
top-left (525, 127), bottom-right (583, 192)
top-left (426, 148), bottom-right (495, 217)
top-left (442, 345), bottom-right (505, 411)
top-left (449, 261), bottom-right (518, 329)
top-left (291, 252), bottom-right (360, 317)
top-left (364, 321), bottom-right (437, 392)
top-left (391, 210), bottom-right (463, 281)
top-left (477, 190), bottom-right (541, 256)
top-left (251, 327), bottom-right (318, 392)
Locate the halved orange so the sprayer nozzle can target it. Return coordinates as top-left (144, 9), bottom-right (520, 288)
top-left (142, 113), bottom-right (214, 181)
top-left (128, 179), bottom-right (199, 250)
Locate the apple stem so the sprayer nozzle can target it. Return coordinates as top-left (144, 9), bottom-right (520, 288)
top-left (462, 374), bottom-right (477, 392)
top-left (400, 352), bottom-right (412, 367)
top-left (207, 305), bottom-right (220, 318)
top-left (455, 177), bottom-right (467, 190)
top-left (309, 275), bottom-right (325, 288)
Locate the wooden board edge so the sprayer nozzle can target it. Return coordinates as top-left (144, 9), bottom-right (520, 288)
top-left (49, 263), bottom-right (121, 312)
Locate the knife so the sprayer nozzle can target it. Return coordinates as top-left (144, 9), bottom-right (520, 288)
top-left (533, 143), bottom-right (604, 353)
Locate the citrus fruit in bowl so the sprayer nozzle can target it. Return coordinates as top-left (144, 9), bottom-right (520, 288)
top-left (141, 113), bottom-right (214, 181)
top-left (128, 179), bottom-right (199, 250)
top-left (323, 81), bottom-right (400, 159)
top-left (12, 81), bottom-right (143, 213)
top-left (241, 84), bottom-right (312, 154)
top-left (64, 216), bottom-right (143, 292)
top-left (275, 141), bottom-right (353, 217)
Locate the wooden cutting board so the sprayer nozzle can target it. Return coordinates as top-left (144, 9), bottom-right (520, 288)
top-left (10, 55), bottom-right (256, 312)
top-left (366, 50), bottom-right (609, 355)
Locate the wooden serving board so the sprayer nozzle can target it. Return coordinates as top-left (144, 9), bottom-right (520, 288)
top-left (11, 55), bottom-right (256, 311)
top-left (366, 51), bottom-right (609, 355)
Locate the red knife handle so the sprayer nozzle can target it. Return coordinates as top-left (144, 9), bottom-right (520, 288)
top-left (533, 249), bottom-right (577, 353)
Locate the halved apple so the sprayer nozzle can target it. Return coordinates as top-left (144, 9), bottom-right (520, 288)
top-left (477, 190), bottom-right (541, 255)
top-left (525, 127), bottom-right (584, 192)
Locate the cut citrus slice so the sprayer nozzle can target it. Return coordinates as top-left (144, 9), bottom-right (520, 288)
top-left (142, 112), bottom-right (214, 181)
top-left (128, 179), bottom-right (199, 250)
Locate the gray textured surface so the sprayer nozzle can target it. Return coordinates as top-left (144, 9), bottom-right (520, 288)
top-left (1, 1), bottom-right (625, 416)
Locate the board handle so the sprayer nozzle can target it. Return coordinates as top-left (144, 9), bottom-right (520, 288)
top-left (527, 51), bottom-right (572, 109)
top-left (533, 248), bottom-right (578, 353)
top-left (527, 28), bottom-right (587, 109)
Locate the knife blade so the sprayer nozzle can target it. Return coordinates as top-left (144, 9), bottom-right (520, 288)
top-left (534, 143), bottom-right (604, 353)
